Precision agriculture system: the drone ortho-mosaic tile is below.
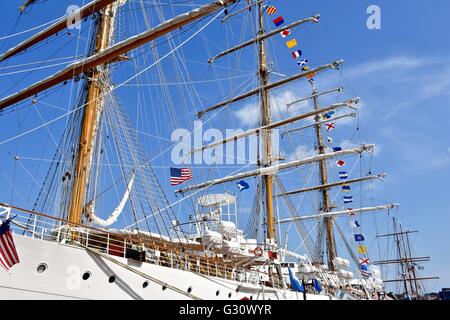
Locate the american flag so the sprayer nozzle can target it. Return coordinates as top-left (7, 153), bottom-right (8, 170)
top-left (360, 269), bottom-right (372, 278)
top-left (0, 219), bottom-right (20, 271)
top-left (170, 167), bottom-right (193, 186)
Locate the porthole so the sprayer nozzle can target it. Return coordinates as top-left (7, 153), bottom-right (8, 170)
top-left (187, 286), bottom-right (192, 293)
top-left (228, 292), bottom-right (232, 298)
top-left (216, 290), bottom-right (220, 296)
top-left (143, 281), bottom-right (149, 288)
top-left (36, 263), bottom-right (47, 273)
top-left (82, 271), bottom-right (91, 280)
top-left (162, 285), bottom-right (167, 291)
top-left (108, 275), bottom-right (116, 283)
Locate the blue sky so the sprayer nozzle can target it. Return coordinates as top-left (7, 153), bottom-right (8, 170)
top-left (0, 0), bottom-right (449, 293)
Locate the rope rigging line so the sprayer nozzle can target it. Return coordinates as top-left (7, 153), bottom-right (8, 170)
top-left (0, 8), bottom-right (227, 147)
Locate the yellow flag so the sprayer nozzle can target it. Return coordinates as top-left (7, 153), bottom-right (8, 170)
top-left (357, 245), bottom-right (367, 254)
top-left (285, 39), bottom-right (297, 48)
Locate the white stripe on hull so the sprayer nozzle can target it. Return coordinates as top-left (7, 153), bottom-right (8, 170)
top-left (0, 235), bottom-right (335, 300)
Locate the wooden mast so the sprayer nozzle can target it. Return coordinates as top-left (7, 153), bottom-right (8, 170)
top-left (257, 1), bottom-right (275, 244)
top-left (67, 4), bottom-right (114, 227)
top-left (312, 89), bottom-right (336, 270)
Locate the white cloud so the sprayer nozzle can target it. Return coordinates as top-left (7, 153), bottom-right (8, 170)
top-left (341, 55), bottom-right (450, 120)
top-left (233, 102), bottom-right (260, 127)
top-left (345, 56), bottom-right (424, 79)
top-left (286, 145), bottom-right (316, 161)
top-left (233, 90), bottom-right (310, 127)
top-left (430, 148), bottom-right (450, 168)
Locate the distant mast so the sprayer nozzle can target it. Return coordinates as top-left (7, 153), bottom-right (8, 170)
top-left (375, 217), bottom-right (439, 299)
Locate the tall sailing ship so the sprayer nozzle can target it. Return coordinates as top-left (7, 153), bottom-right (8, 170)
top-left (0, 0), bottom-right (405, 299)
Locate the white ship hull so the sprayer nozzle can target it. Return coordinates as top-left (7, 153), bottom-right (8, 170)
top-left (0, 235), bottom-right (334, 300)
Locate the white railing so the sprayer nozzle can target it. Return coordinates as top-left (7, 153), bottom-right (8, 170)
top-left (1, 207), bottom-right (273, 288)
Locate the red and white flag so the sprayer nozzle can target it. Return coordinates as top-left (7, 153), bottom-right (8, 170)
top-left (0, 219), bottom-right (20, 271)
top-left (336, 160), bottom-right (346, 167)
top-left (280, 29), bottom-right (291, 38)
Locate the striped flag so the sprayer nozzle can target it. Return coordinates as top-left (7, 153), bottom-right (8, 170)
top-left (306, 72), bottom-right (317, 79)
top-left (343, 195), bottom-right (353, 203)
top-left (285, 39), bottom-right (297, 48)
top-left (273, 16), bottom-right (285, 27)
top-left (170, 167), bottom-right (193, 186)
top-left (280, 29), bottom-right (291, 38)
top-left (360, 263), bottom-right (372, 278)
top-left (0, 219), bottom-right (20, 271)
top-left (292, 51), bottom-right (303, 59)
top-left (339, 171), bottom-right (348, 179)
top-left (266, 6), bottom-right (277, 15)
top-left (342, 184), bottom-right (351, 192)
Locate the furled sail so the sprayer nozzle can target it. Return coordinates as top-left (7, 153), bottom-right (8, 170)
top-left (86, 174), bottom-right (135, 227)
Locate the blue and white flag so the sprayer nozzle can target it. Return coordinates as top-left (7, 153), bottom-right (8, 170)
top-left (342, 185), bottom-right (351, 192)
top-left (288, 268), bottom-right (304, 292)
top-left (237, 180), bottom-right (250, 192)
top-left (296, 58), bottom-right (308, 66)
top-left (339, 171), bottom-right (348, 179)
top-left (343, 195), bottom-right (353, 204)
top-left (354, 234), bottom-right (365, 242)
top-left (350, 220), bottom-right (360, 228)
